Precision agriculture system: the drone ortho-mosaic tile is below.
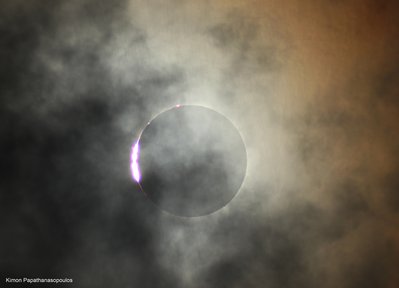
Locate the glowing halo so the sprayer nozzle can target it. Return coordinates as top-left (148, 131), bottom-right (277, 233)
top-left (130, 104), bottom-right (247, 217)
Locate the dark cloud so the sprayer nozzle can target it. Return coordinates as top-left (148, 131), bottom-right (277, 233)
top-left (382, 170), bottom-right (399, 213)
top-left (207, 11), bottom-right (284, 71)
top-left (0, 0), bottom-right (183, 286)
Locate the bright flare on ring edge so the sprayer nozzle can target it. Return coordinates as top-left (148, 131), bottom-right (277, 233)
top-left (131, 141), bottom-right (141, 182)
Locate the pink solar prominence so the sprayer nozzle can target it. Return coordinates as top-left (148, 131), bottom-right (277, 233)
top-left (130, 141), bottom-right (141, 182)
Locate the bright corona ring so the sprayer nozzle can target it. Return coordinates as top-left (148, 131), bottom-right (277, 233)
top-left (130, 105), bottom-right (247, 217)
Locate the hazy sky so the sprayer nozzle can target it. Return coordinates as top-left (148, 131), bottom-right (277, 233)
top-left (1, 0), bottom-right (398, 287)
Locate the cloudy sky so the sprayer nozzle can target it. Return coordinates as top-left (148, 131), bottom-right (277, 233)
top-left (1, 0), bottom-right (398, 287)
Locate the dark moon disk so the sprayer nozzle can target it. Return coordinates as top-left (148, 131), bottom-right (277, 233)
top-left (136, 105), bottom-right (247, 217)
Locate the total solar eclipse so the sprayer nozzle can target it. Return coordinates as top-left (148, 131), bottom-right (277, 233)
top-left (131, 105), bottom-right (247, 217)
